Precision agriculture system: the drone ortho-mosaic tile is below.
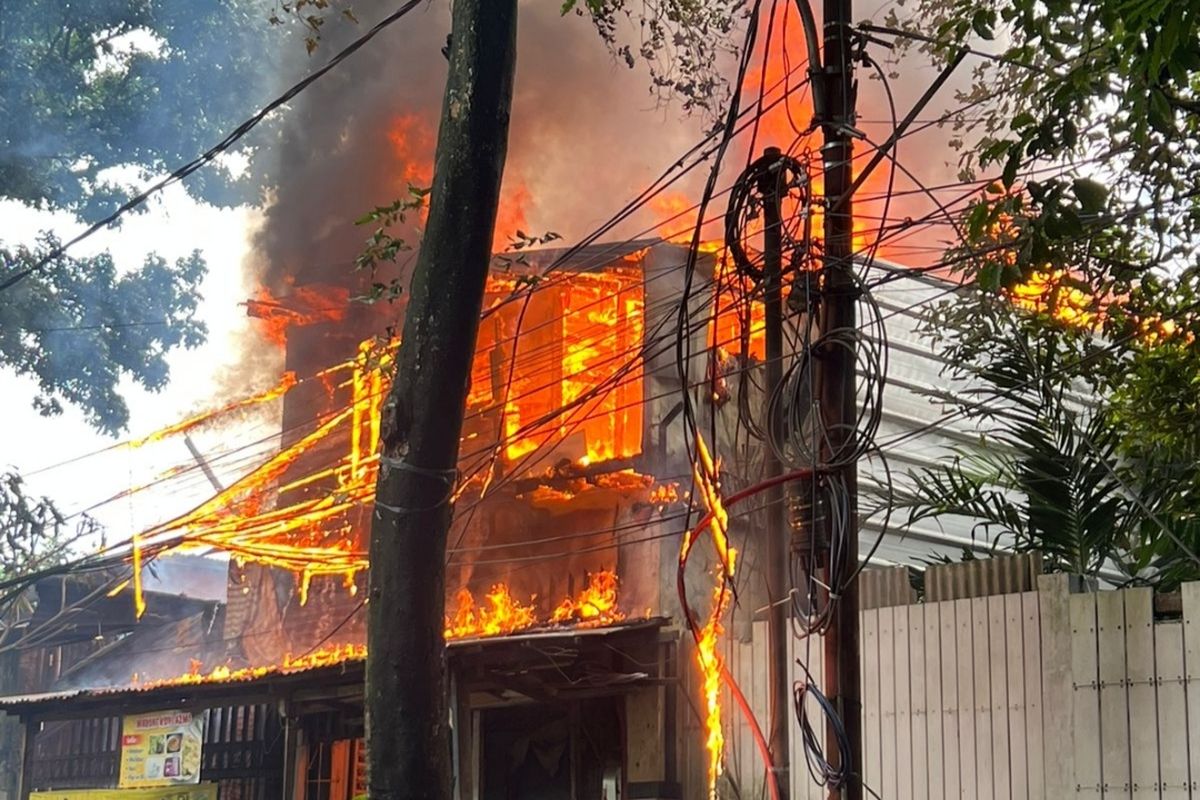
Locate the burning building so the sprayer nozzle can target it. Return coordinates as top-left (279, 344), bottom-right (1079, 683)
top-left (0, 234), bottom-right (999, 800)
top-left (0, 236), bottom-right (755, 800)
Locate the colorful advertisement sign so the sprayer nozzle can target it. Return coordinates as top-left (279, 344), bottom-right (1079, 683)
top-left (31, 784), bottom-right (217, 800)
top-left (117, 709), bottom-right (205, 788)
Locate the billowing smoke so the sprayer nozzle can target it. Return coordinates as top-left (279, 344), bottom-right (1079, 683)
top-left (248, 1), bottom-right (711, 300)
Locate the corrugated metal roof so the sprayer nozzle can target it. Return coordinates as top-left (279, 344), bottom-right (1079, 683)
top-left (0, 617), bottom-right (668, 711)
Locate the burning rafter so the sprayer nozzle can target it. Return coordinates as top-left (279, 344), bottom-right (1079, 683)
top-left (122, 265), bottom-right (672, 629)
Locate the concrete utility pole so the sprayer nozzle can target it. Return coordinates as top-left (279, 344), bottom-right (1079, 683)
top-left (819, 0), bottom-right (862, 795)
top-left (760, 146), bottom-right (792, 800)
top-left (365, 2), bottom-right (518, 799)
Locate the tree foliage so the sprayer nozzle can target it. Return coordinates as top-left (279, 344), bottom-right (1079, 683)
top-left (900, 289), bottom-right (1200, 587)
top-left (0, 236), bottom-right (207, 435)
top-left (562, 0), bottom-right (748, 113)
top-left (0, 0), bottom-right (279, 217)
top-left (0, 471), bottom-right (100, 583)
top-left (886, 0), bottom-right (1200, 585)
top-left (0, 0), bottom-right (280, 434)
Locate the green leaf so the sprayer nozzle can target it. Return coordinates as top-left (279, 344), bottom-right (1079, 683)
top-left (1001, 148), bottom-right (1022, 189)
top-left (1148, 89), bottom-right (1173, 132)
top-left (1071, 178), bottom-right (1108, 215)
top-left (1010, 112), bottom-right (1036, 131)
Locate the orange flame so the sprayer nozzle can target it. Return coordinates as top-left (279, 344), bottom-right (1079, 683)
top-left (494, 182), bottom-right (531, 252)
top-left (650, 192), bottom-right (696, 243)
top-left (138, 571), bottom-right (626, 688)
top-left (246, 285), bottom-right (349, 349)
top-left (687, 434), bottom-right (736, 798)
top-left (550, 570), bottom-right (624, 626)
top-left (387, 114), bottom-right (435, 188)
top-left (1009, 269), bottom-right (1099, 329)
top-left (129, 372), bottom-right (298, 448)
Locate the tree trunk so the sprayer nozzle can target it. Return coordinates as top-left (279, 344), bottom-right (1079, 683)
top-left (365, 2), bottom-right (518, 798)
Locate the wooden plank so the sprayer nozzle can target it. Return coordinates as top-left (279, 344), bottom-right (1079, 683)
top-left (1005, 592), bottom-right (1028, 800)
top-left (1153, 621), bottom-right (1189, 800)
top-left (955, 597), bottom-right (977, 800)
top-left (752, 624), bottom-right (770, 796)
top-left (1096, 590), bottom-right (1131, 798)
top-left (1022, 591), bottom-right (1046, 800)
top-left (806, 631), bottom-right (826, 800)
top-left (1182, 582), bottom-right (1200, 799)
top-left (330, 738), bottom-right (351, 800)
top-left (938, 601), bottom-right (960, 799)
top-left (787, 629), bottom-right (801, 800)
top-left (1038, 574), bottom-right (1072, 799)
top-left (789, 629), bottom-right (824, 800)
top-left (1122, 587), bottom-right (1158, 799)
top-left (972, 596), bottom-right (995, 800)
top-left (924, 602), bottom-right (945, 800)
top-left (1070, 590), bottom-right (1103, 795)
top-left (862, 608), bottom-right (882, 796)
top-left (910, 604), bottom-right (930, 800)
top-left (895, 605), bottom-right (914, 800)
top-left (880, 606), bottom-right (899, 800)
top-left (988, 594), bottom-right (1012, 800)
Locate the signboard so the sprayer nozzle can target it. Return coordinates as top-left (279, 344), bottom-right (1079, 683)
top-left (117, 710), bottom-right (205, 787)
top-left (30, 784), bottom-right (217, 800)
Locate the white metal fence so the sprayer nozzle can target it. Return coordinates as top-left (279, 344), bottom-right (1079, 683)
top-left (712, 573), bottom-right (1200, 799)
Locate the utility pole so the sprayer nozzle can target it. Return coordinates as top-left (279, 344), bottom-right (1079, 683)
top-left (365, 2), bottom-right (518, 799)
top-left (819, 0), bottom-right (862, 796)
top-left (760, 146), bottom-right (792, 800)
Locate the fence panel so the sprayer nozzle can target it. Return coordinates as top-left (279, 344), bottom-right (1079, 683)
top-left (1123, 588), bottom-right (1158, 800)
top-left (909, 604), bottom-right (929, 800)
top-left (1022, 590), bottom-right (1046, 800)
top-left (1154, 620), bottom-right (1189, 800)
top-left (938, 599), bottom-right (962, 799)
top-left (988, 595), bottom-right (1011, 800)
top-left (1005, 593), bottom-right (1028, 800)
top-left (923, 601), bottom-right (945, 800)
top-left (895, 606), bottom-right (914, 800)
top-left (862, 607), bottom-right (881, 795)
top-left (1183, 584), bottom-right (1200, 797)
top-left (955, 597), bottom-right (978, 800)
top-left (973, 595), bottom-right (995, 800)
top-left (1071, 590), bottom-right (1104, 795)
top-left (718, 576), bottom-right (1200, 800)
top-left (1097, 589), bottom-right (1131, 798)
top-left (880, 607), bottom-right (899, 800)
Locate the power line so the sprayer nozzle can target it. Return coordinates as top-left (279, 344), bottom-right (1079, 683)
top-left (0, 0), bottom-right (428, 293)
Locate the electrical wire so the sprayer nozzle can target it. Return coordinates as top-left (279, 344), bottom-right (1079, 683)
top-left (0, 0), bottom-right (428, 293)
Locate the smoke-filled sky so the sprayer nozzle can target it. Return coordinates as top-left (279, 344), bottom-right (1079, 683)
top-left (1, 0), bottom-right (969, 536)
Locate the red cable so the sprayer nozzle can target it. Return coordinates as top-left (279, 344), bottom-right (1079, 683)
top-left (722, 661), bottom-right (783, 800)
